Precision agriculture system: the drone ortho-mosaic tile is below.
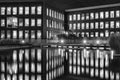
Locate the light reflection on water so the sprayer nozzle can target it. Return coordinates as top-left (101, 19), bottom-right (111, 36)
top-left (0, 47), bottom-right (65, 80)
top-left (0, 46), bottom-right (119, 80)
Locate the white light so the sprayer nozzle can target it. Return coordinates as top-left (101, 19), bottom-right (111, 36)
top-left (83, 39), bottom-right (87, 44)
top-left (60, 39), bottom-right (65, 43)
top-left (96, 40), bottom-right (100, 44)
top-left (21, 40), bottom-right (25, 44)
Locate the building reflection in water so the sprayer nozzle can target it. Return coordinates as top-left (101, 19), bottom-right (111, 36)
top-left (0, 47), bottom-right (65, 80)
top-left (0, 45), bottom-right (120, 80)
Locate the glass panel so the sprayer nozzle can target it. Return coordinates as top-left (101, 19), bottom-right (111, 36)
top-left (25, 7), bottom-right (29, 15)
top-left (25, 18), bottom-right (29, 26)
top-left (37, 6), bottom-right (42, 15)
top-left (37, 19), bottom-right (42, 27)
top-left (13, 7), bottom-right (17, 15)
top-left (7, 7), bottom-right (11, 15)
top-left (31, 6), bottom-right (36, 14)
top-left (31, 19), bottom-right (35, 26)
top-left (37, 30), bottom-right (41, 39)
top-left (19, 7), bottom-right (23, 14)
top-left (1, 7), bottom-right (5, 15)
top-left (110, 11), bottom-right (114, 18)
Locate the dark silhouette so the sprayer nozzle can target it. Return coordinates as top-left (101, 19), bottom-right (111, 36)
top-left (109, 33), bottom-right (120, 72)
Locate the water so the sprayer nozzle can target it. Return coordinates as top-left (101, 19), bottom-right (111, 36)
top-left (0, 46), bottom-right (120, 80)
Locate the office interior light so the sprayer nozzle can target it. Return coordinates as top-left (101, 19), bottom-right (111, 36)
top-left (96, 40), bottom-right (100, 45)
top-left (83, 39), bottom-right (87, 44)
top-left (60, 39), bottom-right (65, 43)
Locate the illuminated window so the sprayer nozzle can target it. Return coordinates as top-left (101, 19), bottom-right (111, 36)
top-left (69, 15), bottom-right (72, 21)
top-left (110, 21), bottom-right (114, 28)
top-left (95, 22), bottom-right (99, 29)
top-left (77, 14), bottom-right (80, 20)
top-left (69, 23), bottom-right (72, 30)
top-left (37, 6), bottom-right (42, 15)
top-left (100, 12), bottom-right (104, 19)
top-left (1, 7), bottom-right (5, 15)
top-left (100, 32), bottom-right (104, 37)
top-left (19, 7), bottom-right (23, 15)
top-left (37, 49), bottom-right (41, 61)
top-left (37, 75), bottom-right (41, 80)
top-left (31, 49), bottom-right (35, 60)
top-left (69, 65), bottom-right (72, 73)
top-left (31, 63), bottom-right (35, 72)
top-left (110, 11), bottom-right (114, 18)
top-left (7, 7), bottom-right (11, 15)
top-left (105, 22), bottom-right (109, 28)
top-left (90, 32), bottom-right (94, 37)
top-left (25, 49), bottom-right (29, 60)
top-left (25, 18), bottom-right (29, 26)
top-left (105, 30), bottom-right (109, 37)
top-left (1, 31), bottom-right (5, 39)
top-left (86, 32), bottom-right (89, 37)
top-left (81, 32), bottom-right (84, 37)
top-left (31, 75), bottom-right (35, 80)
top-left (54, 11), bottom-right (57, 18)
top-left (86, 13), bottom-right (89, 20)
top-left (73, 23), bottom-right (76, 30)
top-left (73, 66), bottom-right (76, 74)
top-left (90, 23), bottom-right (94, 29)
top-left (95, 32), bottom-right (99, 37)
top-left (25, 63), bottom-right (29, 72)
top-left (37, 30), bottom-right (41, 39)
top-left (81, 14), bottom-right (85, 20)
top-left (95, 12), bottom-right (99, 19)
top-left (1, 74), bottom-right (5, 80)
top-left (13, 7), bottom-right (17, 15)
top-left (105, 11), bottom-right (109, 18)
top-left (19, 51), bottom-right (23, 61)
top-left (1, 62), bottom-right (5, 71)
top-left (25, 7), bottom-right (29, 15)
top-left (25, 30), bottom-right (29, 39)
top-left (13, 30), bottom-right (17, 39)
top-left (7, 75), bottom-right (11, 80)
top-left (116, 10), bottom-right (120, 17)
top-left (25, 75), bottom-right (29, 80)
top-left (13, 50), bottom-right (17, 61)
top-left (37, 63), bottom-right (41, 72)
top-left (7, 30), bottom-right (11, 38)
top-left (12, 75), bottom-right (17, 80)
top-left (31, 30), bottom-right (35, 39)
top-left (77, 23), bottom-right (80, 29)
top-left (37, 19), bottom-right (41, 27)
top-left (90, 13), bottom-right (94, 19)
top-left (19, 75), bottom-right (23, 80)
top-left (81, 23), bottom-right (85, 29)
top-left (73, 14), bottom-right (76, 20)
top-left (116, 21), bottom-right (120, 28)
top-left (19, 18), bottom-right (23, 27)
top-left (1, 19), bottom-right (5, 27)
top-left (31, 6), bottom-right (36, 14)
top-left (31, 19), bottom-right (35, 26)
top-left (19, 30), bottom-right (23, 39)
top-left (100, 22), bottom-right (104, 29)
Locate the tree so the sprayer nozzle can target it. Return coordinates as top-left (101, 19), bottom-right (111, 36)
top-left (109, 33), bottom-right (120, 54)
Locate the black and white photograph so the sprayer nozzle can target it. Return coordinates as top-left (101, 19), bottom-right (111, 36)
top-left (1, 0), bottom-right (120, 80)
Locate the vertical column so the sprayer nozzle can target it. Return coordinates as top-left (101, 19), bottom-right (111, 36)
top-left (42, 46), bottom-right (46, 80)
top-left (42, 0), bottom-right (47, 39)
top-left (64, 48), bottom-right (69, 76)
